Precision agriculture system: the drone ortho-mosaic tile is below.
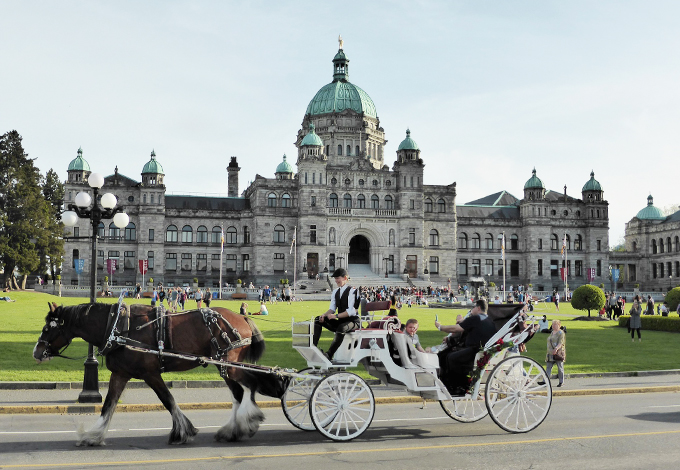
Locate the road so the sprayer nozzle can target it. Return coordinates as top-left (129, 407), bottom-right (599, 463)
top-left (1, 392), bottom-right (680, 469)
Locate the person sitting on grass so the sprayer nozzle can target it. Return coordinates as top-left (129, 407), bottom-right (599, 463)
top-left (0, 296), bottom-right (16, 302)
top-left (258, 302), bottom-right (269, 315)
top-left (239, 302), bottom-right (248, 315)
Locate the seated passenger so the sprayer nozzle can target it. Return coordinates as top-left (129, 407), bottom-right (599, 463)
top-left (538, 315), bottom-right (550, 333)
top-left (434, 299), bottom-right (496, 395)
top-left (403, 319), bottom-right (426, 353)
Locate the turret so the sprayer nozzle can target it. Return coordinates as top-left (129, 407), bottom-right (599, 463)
top-left (227, 157), bottom-right (240, 197)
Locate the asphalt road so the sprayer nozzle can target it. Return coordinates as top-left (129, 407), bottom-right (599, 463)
top-left (1, 391), bottom-right (680, 470)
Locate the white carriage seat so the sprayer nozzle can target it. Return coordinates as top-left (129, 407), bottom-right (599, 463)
top-left (389, 331), bottom-right (439, 370)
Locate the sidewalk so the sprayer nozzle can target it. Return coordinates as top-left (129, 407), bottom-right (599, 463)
top-left (1, 371), bottom-right (680, 415)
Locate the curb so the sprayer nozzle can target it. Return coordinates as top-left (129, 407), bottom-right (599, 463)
top-left (2, 385), bottom-right (679, 415)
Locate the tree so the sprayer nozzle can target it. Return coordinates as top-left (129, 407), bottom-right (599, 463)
top-left (41, 169), bottom-right (65, 280)
top-left (666, 287), bottom-right (680, 312)
top-left (571, 284), bottom-right (606, 317)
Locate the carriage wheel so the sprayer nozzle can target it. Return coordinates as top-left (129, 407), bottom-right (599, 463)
top-left (281, 368), bottom-right (320, 431)
top-left (485, 356), bottom-right (552, 433)
top-left (310, 372), bottom-right (375, 441)
top-left (440, 386), bottom-right (488, 423)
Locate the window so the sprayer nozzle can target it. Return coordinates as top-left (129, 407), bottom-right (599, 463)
top-left (471, 259), bottom-right (481, 276)
top-left (575, 260), bottom-right (582, 277)
top-left (538, 259), bottom-right (543, 276)
top-left (311, 196), bottom-right (316, 206)
top-left (150, 194), bottom-right (154, 204)
top-left (344, 178), bottom-right (351, 185)
top-left (124, 251), bottom-right (135, 270)
top-left (197, 253), bottom-right (207, 271)
top-left (389, 229), bottom-right (395, 246)
top-left (437, 198), bottom-right (446, 213)
top-left (471, 233), bottom-right (481, 249)
top-left (124, 222), bottom-right (136, 241)
top-left (226, 254), bottom-right (236, 272)
top-left (226, 226), bottom-right (237, 244)
top-left (357, 194), bottom-right (366, 208)
top-left (196, 226), bottom-right (208, 243)
top-left (181, 253), bottom-right (192, 271)
top-left (538, 238), bottom-right (542, 250)
top-left (304, 172), bottom-right (308, 184)
top-left (337, 144), bottom-right (342, 155)
top-left (372, 179), bottom-right (378, 186)
top-left (429, 229), bottom-right (439, 246)
top-left (274, 253), bottom-right (285, 272)
top-left (574, 235), bottom-right (582, 251)
top-left (143, 194), bottom-right (147, 204)
top-left (243, 226), bottom-right (250, 244)
top-left (371, 194), bottom-right (379, 209)
top-left (343, 193), bottom-right (352, 208)
top-left (166, 253), bottom-right (177, 271)
top-left (551, 260), bottom-right (559, 277)
top-left (281, 193), bottom-right (291, 207)
top-left (331, 177), bottom-right (337, 185)
top-left (109, 222), bottom-right (120, 239)
top-left (329, 193), bottom-right (338, 207)
top-left (510, 260), bottom-right (519, 277)
top-left (653, 263), bottom-right (658, 279)
top-left (329, 227), bottom-right (336, 244)
top-left (660, 263), bottom-right (665, 278)
top-left (676, 261), bottom-right (680, 277)
top-left (211, 254), bottom-right (220, 270)
top-left (409, 228), bottom-right (416, 246)
top-left (310, 225), bottom-right (317, 243)
top-left (312, 173), bottom-right (315, 184)
top-left (667, 237), bottom-right (672, 252)
top-left (211, 226), bottom-right (221, 244)
top-left (551, 234), bottom-right (558, 250)
top-left (458, 259), bottom-right (467, 276)
top-left (273, 224), bottom-right (285, 243)
top-left (71, 249), bottom-right (79, 268)
top-left (242, 254), bottom-right (250, 272)
top-left (485, 234), bottom-right (493, 250)
top-left (73, 227), bottom-right (79, 238)
top-left (268, 193), bottom-right (277, 207)
top-left (409, 199), bottom-right (415, 209)
top-left (458, 233), bottom-right (468, 249)
top-left (429, 256), bottom-right (439, 274)
top-left (166, 225), bottom-right (178, 242)
top-left (385, 195), bottom-right (393, 209)
top-left (659, 238), bottom-right (665, 253)
top-left (676, 236), bottom-right (680, 252)
top-left (652, 239), bottom-right (657, 254)
top-left (597, 239), bottom-right (601, 251)
top-left (485, 259), bottom-right (494, 275)
top-left (347, 145), bottom-right (351, 156)
top-left (597, 260), bottom-right (602, 276)
top-left (181, 225), bottom-right (193, 243)
top-left (148, 251), bottom-right (154, 270)
top-left (356, 145), bottom-right (360, 156)
top-left (425, 198), bottom-right (433, 212)
top-left (149, 228), bottom-right (154, 241)
top-left (385, 180), bottom-right (391, 187)
top-left (510, 234), bottom-right (518, 250)
top-left (97, 250), bottom-right (104, 269)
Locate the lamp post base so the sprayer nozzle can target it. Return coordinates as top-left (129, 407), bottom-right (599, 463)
top-left (77, 345), bottom-right (102, 403)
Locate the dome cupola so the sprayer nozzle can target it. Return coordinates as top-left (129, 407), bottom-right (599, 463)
top-left (396, 129), bottom-right (421, 163)
top-left (300, 122), bottom-right (324, 147)
top-left (275, 154), bottom-right (294, 180)
top-left (141, 150), bottom-right (165, 186)
top-left (523, 168), bottom-right (546, 201)
top-left (582, 170), bottom-right (604, 202)
top-left (67, 147), bottom-right (91, 183)
top-left (636, 195), bottom-right (665, 220)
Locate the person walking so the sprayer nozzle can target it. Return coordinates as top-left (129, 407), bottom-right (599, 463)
top-left (546, 319), bottom-right (566, 387)
top-left (629, 295), bottom-right (643, 342)
top-left (195, 288), bottom-right (203, 309)
top-left (204, 288), bottom-right (211, 308)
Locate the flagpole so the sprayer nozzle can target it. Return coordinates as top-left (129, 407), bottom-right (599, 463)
top-left (564, 233), bottom-right (568, 301)
top-left (291, 226), bottom-right (297, 301)
top-left (219, 224), bottom-right (224, 300)
top-left (502, 232), bottom-right (506, 302)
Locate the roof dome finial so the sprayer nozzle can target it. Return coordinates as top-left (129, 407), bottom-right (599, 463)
top-left (338, 34), bottom-right (344, 50)
top-left (151, 149), bottom-right (156, 159)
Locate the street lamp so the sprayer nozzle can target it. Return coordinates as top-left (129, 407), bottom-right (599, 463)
top-left (62, 172), bottom-right (129, 403)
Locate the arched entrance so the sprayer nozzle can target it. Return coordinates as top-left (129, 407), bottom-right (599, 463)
top-left (349, 235), bottom-right (370, 264)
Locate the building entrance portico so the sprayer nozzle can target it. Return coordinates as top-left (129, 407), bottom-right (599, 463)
top-left (349, 235), bottom-right (370, 264)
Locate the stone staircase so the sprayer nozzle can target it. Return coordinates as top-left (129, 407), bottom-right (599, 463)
top-left (347, 263), bottom-right (410, 288)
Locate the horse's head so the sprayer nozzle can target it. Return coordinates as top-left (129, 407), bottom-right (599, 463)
top-left (33, 302), bottom-right (75, 363)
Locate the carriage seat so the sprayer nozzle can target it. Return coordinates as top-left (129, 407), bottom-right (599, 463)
top-left (389, 331), bottom-right (439, 370)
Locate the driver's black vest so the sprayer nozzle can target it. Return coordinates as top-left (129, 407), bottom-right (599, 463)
top-left (335, 286), bottom-right (359, 314)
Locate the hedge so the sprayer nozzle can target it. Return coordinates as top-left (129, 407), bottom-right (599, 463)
top-left (618, 315), bottom-right (680, 332)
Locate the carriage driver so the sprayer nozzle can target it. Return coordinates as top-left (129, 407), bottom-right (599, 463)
top-left (313, 268), bottom-right (361, 361)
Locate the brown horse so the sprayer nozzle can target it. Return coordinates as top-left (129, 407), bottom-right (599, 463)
top-left (33, 302), bottom-right (288, 446)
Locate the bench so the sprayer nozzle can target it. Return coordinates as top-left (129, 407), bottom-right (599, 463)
top-left (232, 293), bottom-right (247, 300)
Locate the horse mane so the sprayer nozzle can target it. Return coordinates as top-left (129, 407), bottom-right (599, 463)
top-left (45, 303), bottom-right (111, 328)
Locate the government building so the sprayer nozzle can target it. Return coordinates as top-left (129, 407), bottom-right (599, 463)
top-left (61, 43), bottom-right (611, 292)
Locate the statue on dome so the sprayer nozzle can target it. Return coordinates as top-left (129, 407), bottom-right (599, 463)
top-left (338, 35), bottom-right (343, 50)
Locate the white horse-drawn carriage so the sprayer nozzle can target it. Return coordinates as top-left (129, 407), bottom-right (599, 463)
top-left (281, 302), bottom-right (553, 441)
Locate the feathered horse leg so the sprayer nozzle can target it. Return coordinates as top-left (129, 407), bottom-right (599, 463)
top-left (144, 373), bottom-right (197, 444)
top-left (215, 378), bottom-right (264, 442)
top-left (76, 372), bottom-right (129, 446)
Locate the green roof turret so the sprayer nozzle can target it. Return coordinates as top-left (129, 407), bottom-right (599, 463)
top-left (142, 149), bottom-right (164, 175)
top-left (524, 168), bottom-right (545, 189)
top-left (300, 123), bottom-right (323, 147)
top-left (636, 195), bottom-right (665, 220)
top-left (276, 154), bottom-right (294, 174)
top-left (397, 129), bottom-right (419, 151)
top-left (67, 147), bottom-right (91, 171)
top-left (582, 170), bottom-right (602, 192)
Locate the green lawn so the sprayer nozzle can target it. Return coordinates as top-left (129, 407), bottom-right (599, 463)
top-left (1, 291), bottom-right (679, 382)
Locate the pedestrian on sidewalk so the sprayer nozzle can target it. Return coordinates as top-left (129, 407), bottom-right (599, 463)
top-left (546, 320), bottom-right (566, 387)
top-left (629, 295), bottom-right (643, 342)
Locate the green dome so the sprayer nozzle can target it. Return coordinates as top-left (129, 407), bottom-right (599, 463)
top-left (306, 81), bottom-right (377, 118)
top-left (300, 123), bottom-right (323, 147)
top-left (68, 147), bottom-right (90, 171)
top-left (397, 129), bottom-right (419, 151)
top-left (582, 171), bottom-right (602, 192)
top-left (524, 168), bottom-right (545, 189)
top-left (276, 154), bottom-right (294, 174)
top-left (142, 150), bottom-right (164, 175)
top-left (636, 195), bottom-right (665, 220)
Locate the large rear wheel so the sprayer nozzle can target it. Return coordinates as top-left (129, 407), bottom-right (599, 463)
top-left (485, 356), bottom-right (552, 433)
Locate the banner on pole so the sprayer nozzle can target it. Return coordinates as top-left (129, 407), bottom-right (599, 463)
top-left (106, 259), bottom-right (117, 274)
top-left (611, 268), bottom-right (620, 282)
top-left (74, 259), bottom-right (85, 275)
top-left (560, 267), bottom-right (569, 281)
top-left (587, 268), bottom-right (596, 282)
top-left (138, 259), bottom-right (148, 275)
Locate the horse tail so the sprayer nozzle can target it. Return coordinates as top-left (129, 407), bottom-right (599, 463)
top-left (243, 316), bottom-right (265, 364)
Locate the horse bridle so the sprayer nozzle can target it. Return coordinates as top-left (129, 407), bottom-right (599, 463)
top-left (37, 305), bottom-right (92, 361)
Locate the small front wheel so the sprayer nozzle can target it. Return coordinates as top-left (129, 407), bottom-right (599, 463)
top-left (281, 368), bottom-right (320, 431)
top-left (485, 356), bottom-right (552, 433)
top-left (310, 372), bottom-right (375, 441)
top-left (440, 386), bottom-right (488, 423)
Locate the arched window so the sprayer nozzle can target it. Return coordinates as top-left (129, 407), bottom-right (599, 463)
top-left (632, 241), bottom-right (637, 252)
top-left (659, 238), bottom-right (665, 253)
top-left (344, 178), bottom-right (351, 185)
top-left (389, 229), bottom-right (395, 246)
top-left (166, 225), bottom-right (178, 242)
top-left (510, 234), bottom-right (519, 250)
top-left (471, 233), bottom-right (481, 249)
top-left (218, 226), bottom-right (234, 244)
top-left (243, 226), bottom-right (250, 244)
top-left (437, 198), bottom-right (446, 213)
top-left (211, 226), bottom-right (221, 244)
top-left (385, 195), bottom-right (394, 209)
top-left (337, 144), bottom-right (342, 155)
top-left (458, 233), bottom-right (468, 249)
top-left (676, 236), bottom-right (680, 252)
top-left (343, 193), bottom-right (352, 208)
top-left (652, 239), bottom-right (657, 254)
top-left (267, 192), bottom-right (277, 207)
top-left (273, 225), bottom-right (285, 243)
top-left (485, 234), bottom-right (493, 250)
top-left (108, 222), bottom-right (120, 238)
top-left (331, 177), bottom-right (337, 185)
top-left (181, 225), bottom-right (193, 243)
top-left (371, 194), bottom-right (379, 209)
top-left (372, 179), bottom-right (378, 186)
top-left (196, 225), bottom-right (208, 243)
top-left (574, 235), bottom-right (583, 251)
top-left (329, 193), bottom-right (338, 207)
top-left (357, 194), bottom-right (366, 208)
top-left (429, 229), bottom-right (439, 246)
top-left (424, 198), bottom-right (433, 213)
top-left (281, 193), bottom-right (291, 208)
top-left (355, 145), bottom-right (360, 156)
top-left (358, 179), bottom-right (364, 186)
top-left (97, 222), bottom-right (105, 237)
top-left (347, 145), bottom-right (351, 156)
top-left (667, 237), bottom-right (672, 253)
top-left (551, 234), bottom-right (559, 250)
top-left (565, 234), bottom-right (571, 250)
top-left (124, 222), bottom-right (136, 241)
top-left (329, 227), bottom-right (336, 245)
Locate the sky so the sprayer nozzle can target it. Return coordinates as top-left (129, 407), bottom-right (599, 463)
top-left (3, 0), bottom-right (680, 245)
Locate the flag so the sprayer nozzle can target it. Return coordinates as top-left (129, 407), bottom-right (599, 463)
top-left (220, 227), bottom-right (225, 254)
top-left (290, 227), bottom-right (297, 254)
top-left (501, 233), bottom-right (505, 260)
top-left (561, 233), bottom-right (567, 259)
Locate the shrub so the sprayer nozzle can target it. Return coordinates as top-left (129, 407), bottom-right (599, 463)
top-left (634, 283), bottom-right (640, 289)
top-left (488, 282), bottom-right (496, 287)
top-left (56, 275), bottom-right (61, 280)
top-left (598, 283), bottom-right (605, 289)
top-left (149, 277), bottom-right (154, 284)
top-left (665, 287), bottom-right (680, 311)
top-left (193, 278), bottom-right (198, 283)
top-left (571, 284), bottom-right (606, 317)
top-left (618, 315), bottom-right (680, 332)
top-left (104, 276), bottom-right (109, 282)
top-left (237, 279), bottom-right (242, 284)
